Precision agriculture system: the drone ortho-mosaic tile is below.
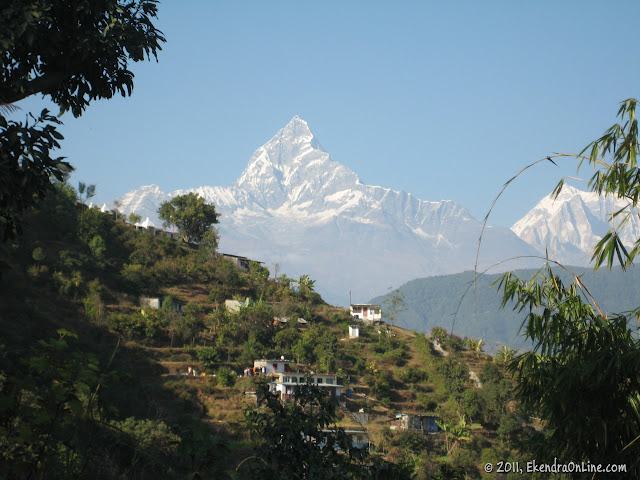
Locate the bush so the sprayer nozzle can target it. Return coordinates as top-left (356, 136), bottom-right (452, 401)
top-left (381, 348), bottom-right (408, 367)
top-left (397, 366), bottom-right (429, 384)
top-left (217, 367), bottom-right (236, 387)
top-left (197, 346), bottom-right (219, 369)
top-left (108, 313), bottom-right (145, 338)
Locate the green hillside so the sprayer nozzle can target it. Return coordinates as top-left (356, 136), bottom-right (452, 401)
top-left (1, 181), bottom-right (538, 479)
top-left (371, 266), bottom-right (640, 353)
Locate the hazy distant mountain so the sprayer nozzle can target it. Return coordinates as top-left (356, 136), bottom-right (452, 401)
top-left (371, 266), bottom-right (640, 354)
top-left (511, 184), bottom-right (640, 265)
top-left (116, 116), bottom-right (539, 305)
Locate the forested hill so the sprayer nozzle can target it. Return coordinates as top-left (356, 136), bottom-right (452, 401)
top-left (371, 266), bottom-right (640, 353)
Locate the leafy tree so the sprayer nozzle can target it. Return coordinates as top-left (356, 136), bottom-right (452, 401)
top-left (436, 415), bottom-right (471, 457)
top-left (113, 199), bottom-right (123, 220)
top-left (495, 345), bottom-right (517, 365)
top-left (298, 273), bottom-right (316, 295)
top-left (240, 332), bottom-right (267, 365)
top-left (461, 389), bottom-right (481, 422)
top-left (197, 227), bottom-right (220, 263)
top-left (158, 193), bottom-right (219, 243)
top-left (217, 367), bottom-right (236, 387)
top-left (248, 261), bottom-right (270, 297)
top-left (0, 329), bottom-right (102, 477)
top-left (292, 334), bottom-right (317, 365)
top-left (383, 286), bottom-right (406, 328)
top-left (0, 110), bottom-right (70, 241)
top-left (274, 328), bottom-right (301, 357)
top-left (441, 357), bottom-right (469, 398)
top-left (197, 346), bottom-right (220, 369)
top-left (88, 234), bottom-right (106, 258)
top-left (77, 181), bottom-right (96, 204)
top-left (129, 212), bottom-right (142, 224)
top-left (0, 0), bottom-right (164, 241)
top-left (493, 99), bottom-right (640, 475)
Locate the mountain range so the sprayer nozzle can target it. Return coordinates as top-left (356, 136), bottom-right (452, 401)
top-left (115, 116), bottom-right (638, 306)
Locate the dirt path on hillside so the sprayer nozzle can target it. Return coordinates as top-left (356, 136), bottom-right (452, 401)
top-left (469, 370), bottom-right (482, 388)
top-left (432, 340), bottom-right (449, 357)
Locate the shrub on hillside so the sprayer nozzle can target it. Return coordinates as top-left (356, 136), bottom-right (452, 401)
top-left (108, 312), bottom-right (146, 339)
top-left (196, 346), bottom-right (219, 369)
top-left (217, 367), bottom-right (236, 387)
top-left (396, 366), bottom-right (429, 385)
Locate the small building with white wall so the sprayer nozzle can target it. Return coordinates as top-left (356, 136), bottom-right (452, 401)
top-left (269, 372), bottom-right (343, 402)
top-left (349, 325), bottom-right (360, 338)
top-left (350, 304), bottom-right (381, 323)
top-left (254, 358), bottom-right (293, 375)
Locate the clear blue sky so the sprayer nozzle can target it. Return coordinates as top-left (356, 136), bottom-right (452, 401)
top-left (18, 0), bottom-right (640, 227)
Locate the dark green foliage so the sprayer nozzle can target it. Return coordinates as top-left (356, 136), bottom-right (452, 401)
top-left (366, 370), bottom-right (395, 406)
top-left (461, 389), bottom-right (481, 421)
top-left (477, 362), bottom-right (510, 425)
top-left (0, 110), bottom-right (70, 241)
top-left (396, 365), bottom-right (429, 385)
top-left (499, 267), bottom-right (640, 473)
top-left (240, 332), bottom-right (268, 365)
top-left (108, 417), bottom-right (181, 476)
top-left (158, 193), bottom-right (219, 243)
top-left (441, 358), bottom-right (469, 398)
top-left (216, 367), bottom-right (236, 387)
top-left (0, 0), bottom-right (164, 115)
top-left (196, 227), bottom-right (220, 263)
top-left (243, 380), bottom-right (410, 480)
top-left (496, 414), bottom-right (522, 448)
top-left (108, 312), bottom-right (147, 339)
top-left (0, 329), bottom-right (101, 477)
top-left (237, 303), bottom-right (276, 346)
top-left (0, 0), bottom-right (164, 241)
top-left (491, 100), bottom-right (640, 477)
top-left (196, 346), bottom-right (219, 369)
top-left (274, 327), bottom-right (301, 358)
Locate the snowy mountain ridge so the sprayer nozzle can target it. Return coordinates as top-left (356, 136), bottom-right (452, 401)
top-left (511, 184), bottom-right (640, 265)
top-left (115, 116), bottom-right (539, 304)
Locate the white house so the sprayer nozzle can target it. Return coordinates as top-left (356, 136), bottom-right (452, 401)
top-left (268, 372), bottom-right (343, 402)
top-left (254, 358), bottom-right (293, 375)
top-left (350, 304), bottom-right (381, 323)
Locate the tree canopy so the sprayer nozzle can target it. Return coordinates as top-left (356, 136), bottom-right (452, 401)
top-left (158, 193), bottom-right (220, 244)
top-left (0, 0), bottom-right (164, 116)
top-left (0, 0), bottom-right (164, 241)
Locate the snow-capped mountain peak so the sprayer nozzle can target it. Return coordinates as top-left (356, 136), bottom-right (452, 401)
top-left (512, 184), bottom-right (640, 265)
top-left (115, 117), bottom-right (537, 305)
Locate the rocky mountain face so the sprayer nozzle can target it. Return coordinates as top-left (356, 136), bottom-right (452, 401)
top-left (511, 184), bottom-right (640, 266)
top-left (116, 116), bottom-right (540, 305)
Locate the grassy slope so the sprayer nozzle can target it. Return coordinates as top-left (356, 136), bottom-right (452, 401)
top-left (1, 193), bottom-right (521, 478)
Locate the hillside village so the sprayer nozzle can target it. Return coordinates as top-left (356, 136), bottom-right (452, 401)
top-left (4, 3), bottom-right (640, 479)
top-left (0, 185), bottom-right (538, 479)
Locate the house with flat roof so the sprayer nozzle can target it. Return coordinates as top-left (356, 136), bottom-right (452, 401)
top-left (220, 253), bottom-right (263, 273)
top-left (253, 358), bottom-right (293, 375)
top-left (350, 304), bottom-right (381, 323)
top-left (268, 372), bottom-right (343, 402)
